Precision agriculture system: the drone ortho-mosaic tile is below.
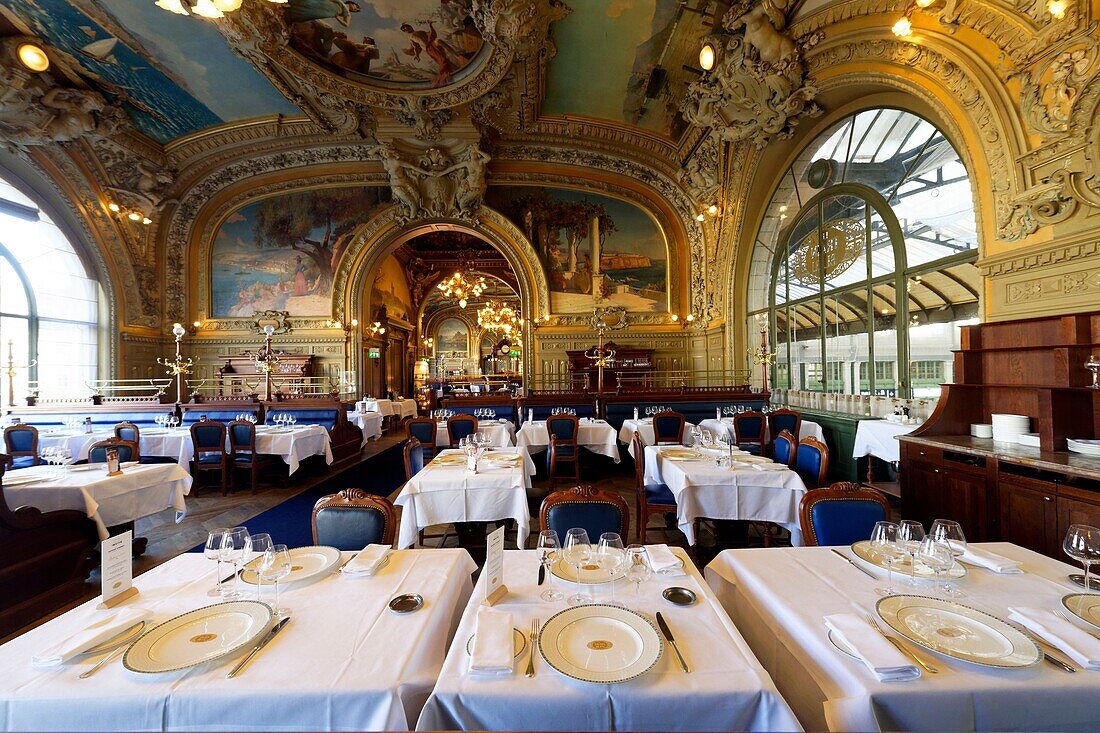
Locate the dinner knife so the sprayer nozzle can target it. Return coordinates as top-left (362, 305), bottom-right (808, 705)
top-left (227, 616), bottom-right (290, 678)
top-left (830, 548), bottom-right (877, 579)
top-left (655, 612), bottom-right (690, 673)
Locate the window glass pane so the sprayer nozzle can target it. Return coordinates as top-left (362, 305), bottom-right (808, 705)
top-left (0, 316), bottom-right (29, 401)
top-left (870, 208), bottom-right (895, 278)
top-left (0, 256), bottom-right (28, 315)
top-left (774, 259), bottom-right (789, 305)
top-left (871, 285), bottom-right (899, 396)
top-left (790, 299), bottom-right (822, 392)
top-left (823, 291), bottom-right (869, 395)
top-left (786, 210), bottom-right (822, 301)
top-left (774, 308), bottom-right (790, 389)
top-left (37, 320), bottom-right (97, 398)
top-left (819, 195), bottom-right (868, 290)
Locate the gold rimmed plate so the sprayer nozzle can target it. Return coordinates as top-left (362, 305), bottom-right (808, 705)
top-left (852, 540), bottom-right (966, 580)
top-left (239, 545), bottom-right (341, 586)
top-left (537, 604), bottom-right (663, 684)
top-left (1061, 593), bottom-right (1100, 631)
top-left (551, 555), bottom-right (627, 584)
top-left (464, 627), bottom-right (527, 658)
top-left (123, 601), bottom-right (273, 674)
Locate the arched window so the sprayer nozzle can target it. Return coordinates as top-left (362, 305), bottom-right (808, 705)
top-left (0, 173), bottom-right (98, 401)
top-left (747, 108), bottom-right (981, 399)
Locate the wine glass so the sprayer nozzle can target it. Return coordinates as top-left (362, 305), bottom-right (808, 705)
top-left (897, 520), bottom-right (925, 585)
top-left (204, 528), bottom-right (230, 597)
top-left (260, 544), bottom-right (292, 617)
top-left (929, 519), bottom-right (967, 597)
top-left (562, 528), bottom-right (592, 605)
top-left (1064, 524), bottom-right (1100, 592)
top-left (537, 530), bottom-right (563, 602)
top-left (917, 534), bottom-right (957, 598)
top-left (219, 526), bottom-right (250, 600)
top-left (870, 521), bottom-right (901, 596)
top-left (596, 532), bottom-right (625, 605)
top-left (625, 545), bottom-right (652, 599)
top-left (247, 533), bottom-right (273, 601)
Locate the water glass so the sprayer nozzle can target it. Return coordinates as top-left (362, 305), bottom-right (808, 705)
top-left (260, 544), bottom-right (292, 617)
top-left (870, 521), bottom-right (900, 596)
top-left (596, 532), bottom-right (625, 605)
top-left (897, 520), bottom-right (925, 585)
top-left (917, 534), bottom-right (956, 598)
top-left (219, 526), bottom-right (250, 600)
top-left (204, 527), bottom-right (230, 597)
top-left (929, 519), bottom-right (967, 596)
top-left (562, 528), bottom-right (592, 605)
top-left (537, 530), bottom-right (563, 602)
top-left (1064, 524), bottom-right (1100, 592)
top-left (625, 545), bottom-right (652, 599)
top-left (247, 533), bottom-right (273, 601)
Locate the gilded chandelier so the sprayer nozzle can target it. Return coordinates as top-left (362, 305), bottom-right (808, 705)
top-left (477, 301), bottom-right (523, 343)
top-left (153, 0), bottom-right (276, 19)
top-left (437, 271), bottom-right (487, 309)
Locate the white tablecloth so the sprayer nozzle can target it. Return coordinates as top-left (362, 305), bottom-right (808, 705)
top-left (643, 445), bottom-right (807, 546)
top-left (38, 429), bottom-right (195, 468)
top-left (0, 549), bottom-right (476, 731)
top-left (433, 420), bottom-right (515, 448)
top-left (255, 425), bottom-right (333, 475)
top-left (705, 543), bottom-right (1100, 732)
top-left (349, 411), bottom-right (384, 443)
top-left (515, 419), bottom-right (620, 463)
top-left (851, 419), bottom-right (919, 463)
top-left (3, 463), bottom-right (192, 540)
top-left (697, 418), bottom-right (827, 447)
top-left (361, 399), bottom-right (394, 417)
top-left (417, 547), bottom-right (801, 732)
top-left (617, 418), bottom-right (693, 458)
top-left (393, 400), bottom-right (418, 419)
top-left (395, 447), bottom-right (536, 550)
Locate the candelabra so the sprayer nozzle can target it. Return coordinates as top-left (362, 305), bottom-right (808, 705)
top-left (253, 324), bottom-right (280, 401)
top-left (748, 314), bottom-right (776, 394)
top-left (5, 339), bottom-right (36, 407)
top-left (584, 319), bottom-right (617, 398)
top-left (157, 322), bottom-right (192, 404)
top-left (1087, 353), bottom-right (1100, 389)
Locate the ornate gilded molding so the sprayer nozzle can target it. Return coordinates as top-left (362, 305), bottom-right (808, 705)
top-left (377, 141), bottom-right (489, 222)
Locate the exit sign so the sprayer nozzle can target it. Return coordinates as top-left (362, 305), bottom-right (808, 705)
top-left (368, 348), bottom-right (381, 359)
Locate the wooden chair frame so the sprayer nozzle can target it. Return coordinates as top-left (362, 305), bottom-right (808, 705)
top-left (798, 481), bottom-right (892, 546)
top-left (405, 417), bottom-right (438, 457)
top-left (190, 419), bottom-right (229, 496)
top-left (539, 484), bottom-right (630, 539)
top-left (403, 437), bottom-right (425, 481)
top-left (651, 410), bottom-right (686, 445)
top-left (767, 409), bottom-right (801, 454)
top-left (773, 429), bottom-right (797, 468)
top-left (733, 411), bottom-right (766, 452)
top-left (796, 435), bottom-right (830, 488)
top-left (228, 420), bottom-right (276, 495)
top-left (3, 425), bottom-right (40, 468)
top-left (632, 432), bottom-right (676, 541)
top-left (546, 413), bottom-right (580, 488)
top-left (113, 421), bottom-right (140, 444)
top-left (446, 414), bottom-right (479, 448)
top-left (87, 438), bottom-right (140, 464)
top-left (311, 488), bottom-right (396, 547)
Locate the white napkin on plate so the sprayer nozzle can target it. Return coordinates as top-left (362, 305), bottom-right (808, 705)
top-left (824, 613), bottom-right (921, 682)
top-left (645, 545), bottom-right (685, 576)
top-left (32, 607), bottom-right (152, 667)
top-left (1008, 607), bottom-right (1100, 669)
top-left (960, 546), bottom-right (1022, 574)
top-left (469, 607), bottom-right (514, 674)
top-left (343, 544), bottom-right (391, 576)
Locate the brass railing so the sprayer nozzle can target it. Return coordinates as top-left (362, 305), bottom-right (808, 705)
top-left (527, 369), bottom-right (753, 393)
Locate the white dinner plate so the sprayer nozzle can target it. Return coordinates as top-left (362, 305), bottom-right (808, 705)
top-left (67, 465), bottom-right (101, 473)
top-left (852, 540), bottom-right (966, 580)
top-left (464, 627), bottom-right (526, 658)
top-left (240, 545), bottom-right (341, 585)
top-left (123, 600), bottom-right (273, 674)
top-left (876, 595), bottom-right (1041, 668)
top-left (3, 474), bottom-right (43, 486)
top-left (661, 448), bottom-right (702, 460)
top-left (731, 455), bottom-right (771, 464)
top-left (551, 553), bottom-right (627, 584)
top-left (432, 455), bottom-right (468, 466)
top-left (538, 604), bottom-right (662, 683)
top-left (1061, 593), bottom-right (1100, 631)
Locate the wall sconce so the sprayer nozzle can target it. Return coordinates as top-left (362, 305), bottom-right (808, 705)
top-left (699, 41), bottom-right (716, 72)
top-left (368, 320), bottom-right (385, 337)
top-left (677, 313), bottom-right (700, 329)
top-left (192, 320), bottom-right (202, 329)
top-left (670, 314), bottom-right (680, 323)
top-left (892, 15), bottom-right (913, 37)
top-left (106, 201), bottom-right (152, 225)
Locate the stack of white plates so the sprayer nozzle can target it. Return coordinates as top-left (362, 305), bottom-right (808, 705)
top-left (991, 414), bottom-right (1030, 443)
top-left (1067, 439), bottom-right (1100, 457)
top-left (1017, 432), bottom-right (1041, 448)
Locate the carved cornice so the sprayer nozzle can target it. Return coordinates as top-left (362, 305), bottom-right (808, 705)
top-left (977, 235), bottom-right (1100, 277)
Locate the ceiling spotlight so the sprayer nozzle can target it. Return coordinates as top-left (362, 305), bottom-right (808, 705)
top-left (16, 42), bottom-right (49, 72)
top-left (1047, 0), bottom-right (1067, 17)
top-left (698, 42), bottom-right (716, 72)
top-left (892, 16), bottom-right (913, 37)
top-left (155, 0), bottom-right (190, 14)
top-left (213, 0), bottom-right (244, 10)
top-left (141, 217), bottom-right (152, 225)
top-left (778, 204), bottom-right (788, 213)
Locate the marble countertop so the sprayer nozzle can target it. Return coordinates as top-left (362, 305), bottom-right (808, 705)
top-left (898, 433), bottom-right (1100, 481)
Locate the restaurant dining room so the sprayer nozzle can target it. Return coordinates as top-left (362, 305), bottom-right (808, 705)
top-left (1, 0), bottom-right (1100, 731)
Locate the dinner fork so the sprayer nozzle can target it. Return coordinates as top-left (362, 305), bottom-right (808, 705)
top-left (865, 615), bottom-right (939, 674)
top-left (525, 618), bottom-right (540, 677)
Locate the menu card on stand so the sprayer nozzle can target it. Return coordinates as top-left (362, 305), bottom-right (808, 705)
top-left (483, 525), bottom-right (508, 606)
top-left (98, 530), bottom-right (139, 608)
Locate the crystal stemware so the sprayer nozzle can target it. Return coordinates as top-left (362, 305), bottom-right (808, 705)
top-left (247, 533), bottom-right (273, 602)
top-left (537, 530), bottom-right (563, 602)
top-left (219, 526), bottom-right (250, 600)
top-left (596, 532), bottom-right (625, 605)
top-left (260, 544), bottom-right (292, 617)
top-left (562, 528), bottom-right (592, 605)
top-left (897, 520), bottom-right (925, 585)
top-left (870, 521), bottom-right (900, 596)
top-left (625, 544), bottom-right (652, 599)
top-left (917, 534), bottom-right (957, 598)
top-left (204, 528), bottom-right (230, 597)
top-left (929, 519), bottom-right (967, 597)
top-left (1064, 524), bottom-right (1100, 592)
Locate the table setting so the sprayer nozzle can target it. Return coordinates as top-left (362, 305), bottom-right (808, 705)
top-left (705, 518), bottom-right (1100, 732)
top-left (432, 413), bottom-right (516, 448)
top-left (515, 417), bottom-right (620, 463)
top-left (37, 426), bottom-right (196, 468)
top-left (642, 443), bottom-right (808, 545)
top-left (416, 537), bottom-right (801, 732)
top-left (252, 422), bottom-right (333, 475)
top-left (617, 417), bottom-right (697, 457)
top-left (0, 522), bottom-right (476, 732)
top-left (696, 415), bottom-right (828, 448)
top-left (348, 410), bottom-right (384, 443)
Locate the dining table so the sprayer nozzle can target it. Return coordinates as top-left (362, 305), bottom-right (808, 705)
top-left (643, 445), bottom-right (808, 545)
top-left (38, 428), bottom-right (194, 468)
top-left (433, 419), bottom-right (516, 448)
top-left (0, 548), bottom-right (477, 731)
top-left (696, 417), bottom-right (828, 447)
top-left (416, 546), bottom-right (802, 732)
top-left (349, 410), bottom-right (384, 443)
top-left (851, 418), bottom-right (921, 464)
top-left (2, 462), bottom-right (192, 540)
top-left (705, 542), bottom-right (1100, 732)
top-left (515, 418), bottom-right (620, 463)
top-left (360, 398), bottom-right (395, 418)
top-left (254, 424), bottom-right (333, 475)
top-left (394, 447), bottom-right (537, 550)
top-left (617, 417), bottom-right (694, 458)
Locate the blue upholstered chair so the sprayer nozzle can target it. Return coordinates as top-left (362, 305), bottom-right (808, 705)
top-left (312, 489), bottom-right (396, 550)
top-left (228, 420), bottom-right (276, 494)
top-left (652, 410), bottom-right (686, 445)
top-left (190, 420), bottom-right (229, 496)
top-left (546, 413), bottom-right (580, 487)
top-left (88, 439), bottom-right (138, 464)
top-left (767, 409), bottom-right (801, 454)
top-left (733, 411), bottom-right (766, 455)
top-left (113, 422), bottom-right (140, 444)
top-left (773, 429), bottom-right (796, 468)
top-left (632, 432), bottom-right (676, 541)
top-left (540, 485), bottom-right (629, 542)
top-left (446, 414), bottom-right (478, 448)
top-left (4, 425), bottom-right (39, 469)
top-left (799, 481), bottom-right (891, 546)
top-left (794, 436), bottom-right (829, 489)
top-left (405, 417), bottom-right (438, 458)
top-left (403, 438), bottom-right (425, 480)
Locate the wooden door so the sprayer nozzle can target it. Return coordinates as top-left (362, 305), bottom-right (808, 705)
top-left (1057, 485), bottom-right (1100, 549)
top-left (904, 459), bottom-right (944, 529)
top-left (999, 479), bottom-right (1058, 557)
top-left (941, 467), bottom-right (988, 541)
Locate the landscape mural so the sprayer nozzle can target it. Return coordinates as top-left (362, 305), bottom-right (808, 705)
top-left (284, 0), bottom-right (484, 87)
top-left (488, 186), bottom-right (668, 313)
top-left (436, 318), bottom-right (469, 355)
top-left (211, 187), bottom-right (391, 318)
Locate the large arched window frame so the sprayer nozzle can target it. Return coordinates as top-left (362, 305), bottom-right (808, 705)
top-left (748, 108), bottom-right (981, 399)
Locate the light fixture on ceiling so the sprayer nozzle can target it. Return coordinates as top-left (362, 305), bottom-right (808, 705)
top-left (695, 212), bottom-right (705, 222)
top-left (699, 42), bottom-right (716, 72)
top-left (892, 16), bottom-right (913, 37)
top-left (154, 0), bottom-right (190, 14)
top-left (106, 200), bottom-right (152, 225)
top-left (914, 0), bottom-right (935, 7)
top-left (478, 300), bottom-right (523, 346)
top-left (155, 0), bottom-right (277, 17)
top-left (16, 42), bottom-right (49, 72)
top-left (1047, 0), bottom-right (1068, 18)
top-left (437, 270), bottom-right (487, 309)
top-left (706, 203), bottom-right (719, 217)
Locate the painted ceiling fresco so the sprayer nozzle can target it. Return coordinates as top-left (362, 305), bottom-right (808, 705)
top-left (284, 0), bottom-right (485, 88)
top-left (4, 0), bottom-right (298, 142)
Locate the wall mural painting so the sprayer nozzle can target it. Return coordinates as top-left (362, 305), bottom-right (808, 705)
top-left (437, 318), bottom-right (469, 355)
top-left (284, 0), bottom-right (484, 87)
top-left (211, 186), bottom-right (391, 318)
top-left (371, 255), bottom-right (414, 323)
top-left (488, 186), bottom-right (668, 313)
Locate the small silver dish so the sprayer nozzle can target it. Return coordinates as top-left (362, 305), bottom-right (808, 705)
top-left (388, 593), bottom-right (424, 614)
top-left (1068, 574), bottom-right (1100, 591)
top-left (662, 586), bottom-right (697, 606)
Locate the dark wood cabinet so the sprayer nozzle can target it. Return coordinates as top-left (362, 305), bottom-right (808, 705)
top-left (999, 477), bottom-right (1058, 557)
top-left (1057, 484), bottom-right (1100, 542)
top-left (901, 443), bottom-right (988, 540)
top-left (566, 342), bottom-right (655, 392)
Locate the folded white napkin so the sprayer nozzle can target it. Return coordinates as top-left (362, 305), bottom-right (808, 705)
top-left (469, 607), bottom-right (514, 674)
top-left (1008, 607), bottom-right (1100, 669)
top-left (752, 462), bottom-right (789, 471)
top-left (824, 613), bottom-right (921, 682)
top-left (960, 546), bottom-right (1022, 574)
top-left (645, 545), bottom-right (685, 576)
top-left (343, 544), bottom-right (391, 576)
top-left (32, 607), bottom-right (152, 667)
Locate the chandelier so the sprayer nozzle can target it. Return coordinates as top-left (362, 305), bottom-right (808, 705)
top-left (477, 301), bottom-right (523, 343)
top-left (154, 0), bottom-right (280, 19)
top-left (437, 271), bottom-right (487, 309)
